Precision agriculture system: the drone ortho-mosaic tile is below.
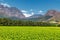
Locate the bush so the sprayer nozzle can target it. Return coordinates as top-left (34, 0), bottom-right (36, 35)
top-left (0, 18), bottom-right (58, 26)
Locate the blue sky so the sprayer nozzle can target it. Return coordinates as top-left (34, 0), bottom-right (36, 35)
top-left (0, 0), bottom-right (60, 17)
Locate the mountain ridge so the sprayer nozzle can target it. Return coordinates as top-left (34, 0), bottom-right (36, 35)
top-left (0, 4), bottom-right (25, 19)
top-left (0, 4), bottom-right (60, 22)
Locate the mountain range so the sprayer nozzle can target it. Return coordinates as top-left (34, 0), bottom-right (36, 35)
top-left (0, 4), bottom-right (60, 22)
top-left (45, 10), bottom-right (60, 22)
top-left (0, 4), bottom-right (25, 19)
top-left (27, 10), bottom-right (60, 22)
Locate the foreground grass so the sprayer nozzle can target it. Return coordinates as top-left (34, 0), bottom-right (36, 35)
top-left (0, 26), bottom-right (60, 40)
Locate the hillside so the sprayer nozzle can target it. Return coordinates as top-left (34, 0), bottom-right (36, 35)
top-left (0, 4), bottom-right (25, 19)
top-left (45, 10), bottom-right (60, 21)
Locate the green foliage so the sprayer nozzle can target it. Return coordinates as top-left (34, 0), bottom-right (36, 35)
top-left (0, 18), bottom-right (58, 26)
top-left (0, 27), bottom-right (60, 40)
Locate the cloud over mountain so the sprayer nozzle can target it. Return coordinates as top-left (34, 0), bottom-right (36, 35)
top-left (23, 12), bottom-right (34, 17)
top-left (0, 3), bottom-right (11, 7)
top-left (21, 10), bottom-right (34, 17)
top-left (38, 10), bottom-right (44, 14)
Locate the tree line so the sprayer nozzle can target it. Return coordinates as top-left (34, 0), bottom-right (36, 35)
top-left (0, 18), bottom-right (60, 27)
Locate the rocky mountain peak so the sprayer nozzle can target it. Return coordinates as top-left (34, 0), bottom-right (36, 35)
top-left (0, 4), bottom-right (25, 19)
top-left (45, 10), bottom-right (60, 21)
top-left (45, 10), bottom-right (57, 16)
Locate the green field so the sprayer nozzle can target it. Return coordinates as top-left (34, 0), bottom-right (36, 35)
top-left (0, 26), bottom-right (60, 40)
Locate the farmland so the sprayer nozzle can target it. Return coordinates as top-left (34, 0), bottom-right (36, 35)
top-left (0, 26), bottom-right (60, 40)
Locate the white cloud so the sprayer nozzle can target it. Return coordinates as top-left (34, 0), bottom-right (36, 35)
top-left (21, 10), bottom-right (34, 17)
top-left (39, 10), bottom-right (43, 13)
top-left (38, 10), bottom-right (44, 15)
top-left (23, 13), bottom-right (34, 17)
top-left (31, 12), bottom-right (34, 15)
top-left (0, 3), bottom-right (11, 7)
top-left (21, 10), bottom-right (27, 13)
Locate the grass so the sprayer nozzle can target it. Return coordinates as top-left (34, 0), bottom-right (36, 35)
top-left (0, 26), bottom-right (60, 40)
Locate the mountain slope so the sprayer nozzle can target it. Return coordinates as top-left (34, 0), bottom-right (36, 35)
top-left (0, 4), bottom-right (25, 19)
top-left (44, 10), bottom-right (60, 21)
top-left (29, 14), bottom-right (43, 18)
top-left (23, 14), bottom-right (43, 21)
